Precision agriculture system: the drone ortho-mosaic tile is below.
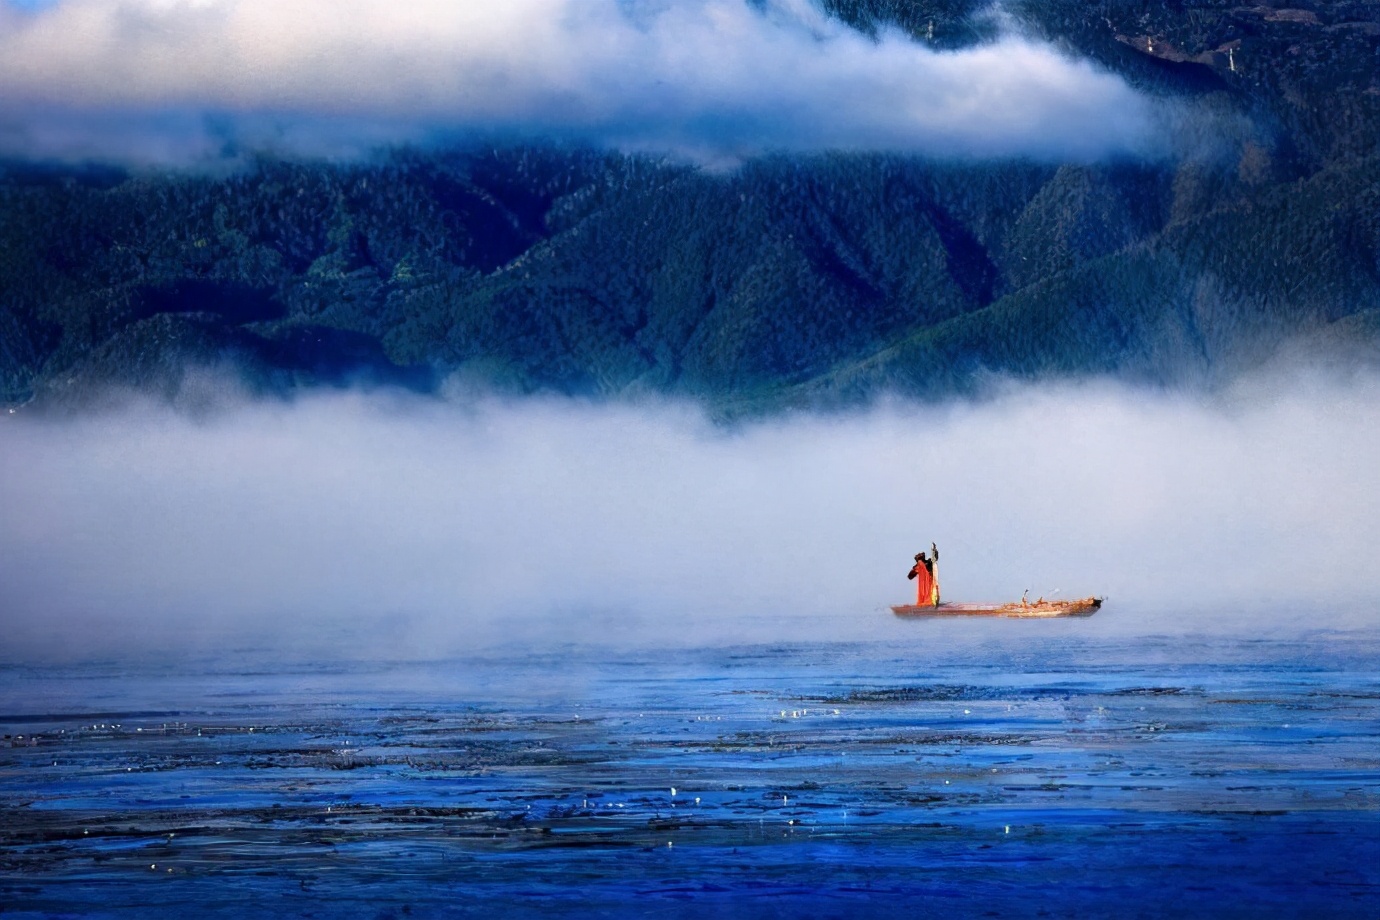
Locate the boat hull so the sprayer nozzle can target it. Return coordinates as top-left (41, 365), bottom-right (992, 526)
top-left (891, 597), bottom-right (1103, 619)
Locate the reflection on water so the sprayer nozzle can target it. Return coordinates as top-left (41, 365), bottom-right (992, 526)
top-left (2, 626), bottom-right (1378, 918)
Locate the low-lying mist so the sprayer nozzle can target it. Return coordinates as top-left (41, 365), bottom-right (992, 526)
top-left (2, 374), bottom-right (1378, 663)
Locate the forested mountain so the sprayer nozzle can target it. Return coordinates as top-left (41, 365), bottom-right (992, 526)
top-left (1, 0), bottom-right (1377, 413)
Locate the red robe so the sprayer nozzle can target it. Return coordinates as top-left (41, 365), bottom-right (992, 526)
top-left (910, 561), bottom-right (936, 606)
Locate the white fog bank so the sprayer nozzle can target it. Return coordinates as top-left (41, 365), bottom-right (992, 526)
top-left (0, 0), bottom-right (1163, 165)
top-left (2, 377), bottom-right (1378, 661)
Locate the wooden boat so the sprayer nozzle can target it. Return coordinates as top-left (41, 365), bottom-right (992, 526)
top-left (891, 596), bottom-right (1103, 619)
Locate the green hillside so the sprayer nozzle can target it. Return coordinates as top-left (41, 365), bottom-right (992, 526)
top-left (1, 0), bottom-right (1377, 412)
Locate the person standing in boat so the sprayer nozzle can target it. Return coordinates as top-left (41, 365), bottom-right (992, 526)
top-left (907, 544), bottom-right (940, 607)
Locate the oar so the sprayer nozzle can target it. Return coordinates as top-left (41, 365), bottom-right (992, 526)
top-left (930, 542), bottom-right (940, 606)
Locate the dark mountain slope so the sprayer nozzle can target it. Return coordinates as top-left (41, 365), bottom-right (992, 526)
top-left (0, 1), bottom-right (1377, 411)
top-left (798, 154), bottom-right (1380, 405)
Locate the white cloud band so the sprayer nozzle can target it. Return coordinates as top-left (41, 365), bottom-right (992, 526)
top-left (0, 0), bottom-right (1164, 163)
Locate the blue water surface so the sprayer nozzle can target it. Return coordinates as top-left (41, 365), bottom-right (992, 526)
top-left (2, 622), bottom-right (1377, 918)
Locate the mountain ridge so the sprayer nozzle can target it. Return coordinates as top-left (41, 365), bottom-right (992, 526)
top-left (1, 0), bottom-right (1377, 413)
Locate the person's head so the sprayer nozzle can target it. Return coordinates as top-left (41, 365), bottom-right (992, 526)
top-left (915, 552), bottom-right (927, 562)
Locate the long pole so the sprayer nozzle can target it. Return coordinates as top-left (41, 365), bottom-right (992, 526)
top-left (931, 542), bottom-right (940, 607)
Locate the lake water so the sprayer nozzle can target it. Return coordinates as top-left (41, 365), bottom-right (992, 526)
top-left (3, 619), bottom-right (1378, 918)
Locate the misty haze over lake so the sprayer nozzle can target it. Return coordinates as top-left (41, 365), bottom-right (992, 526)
top-left (4, 371), bottom-right (1377, 662)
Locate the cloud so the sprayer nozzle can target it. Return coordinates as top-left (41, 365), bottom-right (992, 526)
top-left (2, 375), bottom-right (1377, 663)
top-left (0, 0), bottom-right (1165, 165)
